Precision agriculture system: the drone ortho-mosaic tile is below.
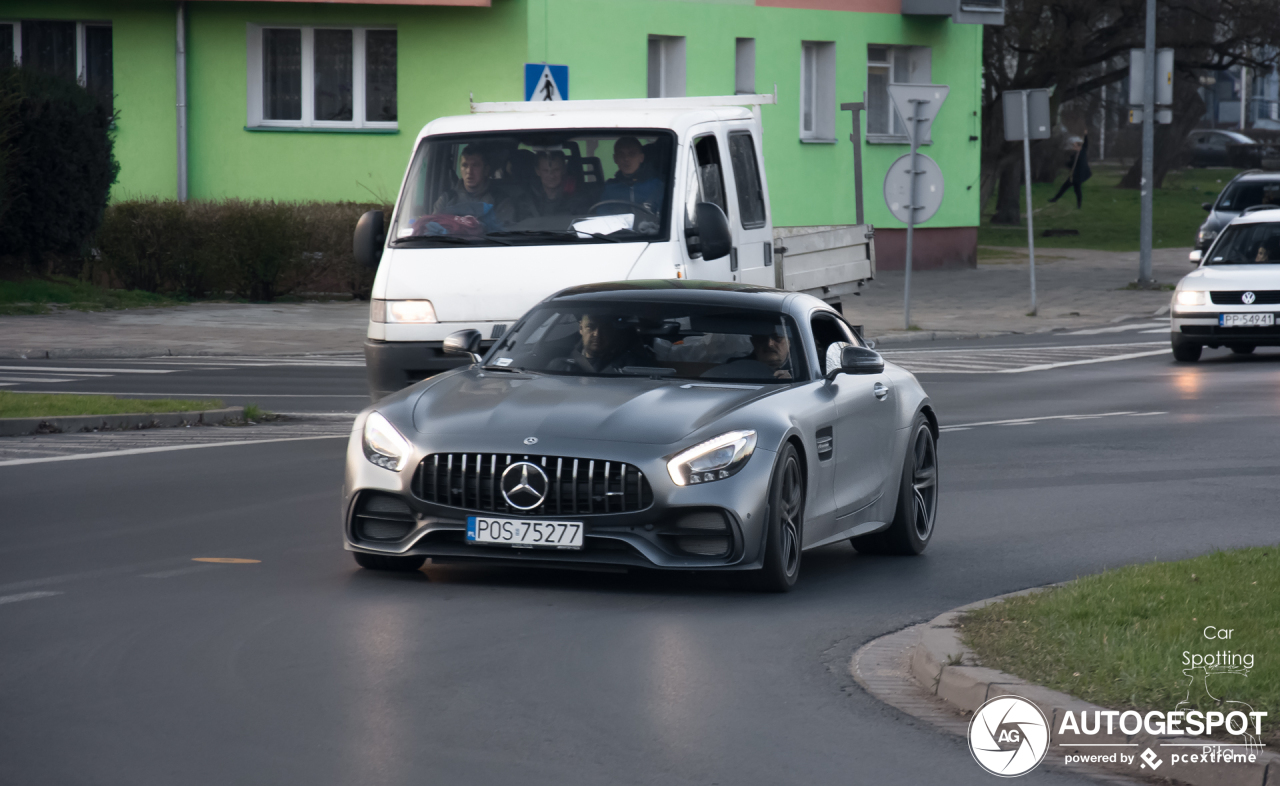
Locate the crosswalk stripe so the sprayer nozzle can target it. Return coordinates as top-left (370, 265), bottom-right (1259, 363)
top-left (882, 341), bottom-right (1169, 374)
top-left (0, 365), bottom-right (174, 374)
top-left (1062, 321), bottom-right (1168, 336)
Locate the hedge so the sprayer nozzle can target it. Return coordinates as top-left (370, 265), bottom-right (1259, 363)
top-left (93, 199), bottom-right (389, 301)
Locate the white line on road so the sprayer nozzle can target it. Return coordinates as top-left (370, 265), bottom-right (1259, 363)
top-left (1063, 321), bottom-right (1168, 336)
top-left (0, 591), bottom-right (62, 605)
top-left (0, 365), bottom-right (175, 374)
top-left (940, 411), bottom-right (1166, 431)
top-left (996, 349), bottom-right (1169, 373)
top-left (9, 391), bottom-right (368, 397)
top-left (0, 434), bottom-right (346, 467)
top-left (140, 565), bottom-right (218, 579)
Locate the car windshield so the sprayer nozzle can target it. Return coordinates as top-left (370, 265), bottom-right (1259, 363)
top-left (391, 130), bottom-right (675, 247)
top-left (486, 301), bottom-right (807, 383)
top-left (1216, 180), bottom-right (1280, 211)
top-left (1206, 222), bottom-right (1280, 264)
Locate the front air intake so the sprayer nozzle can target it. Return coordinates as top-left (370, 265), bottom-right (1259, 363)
top-left (354, 493), bottom-right (416, 541)
top-left (672, 511), bottom-right (732, 557)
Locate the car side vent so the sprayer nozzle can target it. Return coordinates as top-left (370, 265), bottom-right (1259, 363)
top-left (354, 493), bottom-right (416, 542)
top-left (816, 427), bottom-right (834, 461)
top-left (672, 511), bottom-right (731, 557)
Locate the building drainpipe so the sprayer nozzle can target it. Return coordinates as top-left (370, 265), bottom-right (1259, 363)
top-left (176, 1), bottom-right (188, 202)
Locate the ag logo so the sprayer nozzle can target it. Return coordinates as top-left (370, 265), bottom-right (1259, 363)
top-left (968, 695), bottom-right (1050, 777)
top-left (1242, 291), bottom-right (1257, 305)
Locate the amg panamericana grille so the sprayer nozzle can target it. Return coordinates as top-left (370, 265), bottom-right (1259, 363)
top-left (414, 453), bottom-right (653, 515)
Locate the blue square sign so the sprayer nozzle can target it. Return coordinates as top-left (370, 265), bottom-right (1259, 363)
top-left (525, 64), bottom-right (569, 101)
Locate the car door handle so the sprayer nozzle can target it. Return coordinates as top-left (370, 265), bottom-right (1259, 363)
top-left (873, 382), bottom-right (890, 400)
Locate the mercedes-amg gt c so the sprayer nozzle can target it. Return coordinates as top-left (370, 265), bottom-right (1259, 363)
top-left (342, 281), bottom-right (939, 591)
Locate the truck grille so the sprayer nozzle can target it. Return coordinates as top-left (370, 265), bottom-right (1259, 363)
top-left (414, 453), bottom-right (653, 515)
top-left (1210, 290), bottom-right (1280, 305)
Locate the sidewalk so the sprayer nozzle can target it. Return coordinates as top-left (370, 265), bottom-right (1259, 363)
top-left (0, 247), bottom-right (1192, 358)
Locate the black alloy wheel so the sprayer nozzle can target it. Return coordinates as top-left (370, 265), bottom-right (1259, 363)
top-left (354, 552), bottom-right (427, 572)
top-left (746, 442), bottom-right (805, 592)
top-left (852, 413), bottom-right (938, 556)
top-left (1172, 337), bottom-right (1202, 362)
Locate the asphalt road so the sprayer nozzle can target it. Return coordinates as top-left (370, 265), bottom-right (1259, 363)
top-left (2, 334), bottom-right (1278, 785)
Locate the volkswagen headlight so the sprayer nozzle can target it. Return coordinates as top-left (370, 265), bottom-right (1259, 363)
top-left (363, 412), bottom-right (411, 471)
top-left (667, 430), bottom-right (757, 486)
top-left (371, 299), bottom-right (438, 324)
top-left (1175, 290), bottom-right (1206, 306)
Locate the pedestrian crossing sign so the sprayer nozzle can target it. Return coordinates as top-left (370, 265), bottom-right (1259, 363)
top-left (525, 64), bottom-right (569, 101)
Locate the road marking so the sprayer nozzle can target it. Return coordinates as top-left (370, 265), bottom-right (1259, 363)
top-left (1063, 321), bottom-right (1168, 335)
top-left (996, 349), bottom-right (1169, 373)
top-left (0, 365), bottom-right (175, 374)
top-left (192, 558), bottom-right (260, 564)
top-left (940, 411), bottom-right (1166, 431)
top-left (1140, 327), bottom-right (1171, 333)
top-left (140, 565), bottom-right (218, 579)
top-left (882, 342), bottom-right (1168, 374)
top-left (0, 434), bottom-right (346, 467)
top-left (11, 391), bottom-right (368, 398)
top-left (0, 591), bottom-right (62, 605)
top-left (0, 375), bottom-right (113, 383)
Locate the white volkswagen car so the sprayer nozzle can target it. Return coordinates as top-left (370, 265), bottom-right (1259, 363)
top-left (1172, 209), bottom-right (1280, 362)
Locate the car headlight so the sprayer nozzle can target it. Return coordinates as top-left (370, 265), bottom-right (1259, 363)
top-left (1175, 290), bottom-right (1206, 306)
top-left (371, 299), bottom-right (438, 324)
top-left (667, 430), bottom-right (757, 486)
top-left (363, 412), bottom-right (411, 471)
top-left (1197, 228), bottom-right (1217, 246)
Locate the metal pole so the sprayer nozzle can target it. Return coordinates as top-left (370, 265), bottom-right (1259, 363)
top-left (1239, 65), bottom-right (1249, 131)
top-left (841, 94), bottom-right (866, 225)
top-left (1099, 83), bottom-right (1107, 161)
top-left (903, 98), bottom-right (924, 331)
top-left (1138, 0), bottom-right (1155, 285)
top-left (176, 1), bottom-right (188, 202)
top-left (1021, 92), bottom-right (1037, 315)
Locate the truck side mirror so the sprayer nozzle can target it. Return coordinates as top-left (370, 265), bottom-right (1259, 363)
top-left (354, 210), bottom-right (385, 269)
top-left (693, 202), bottom-right (732, 261)
top-left (827, 345), bottom-right (884, 379)
top-left (443, 329), bottom-right (483, 364)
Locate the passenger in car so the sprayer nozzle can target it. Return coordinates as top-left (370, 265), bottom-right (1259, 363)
top-left (548, 313), bottom-right (651, 374)
top-left (701, 330), bottom-right (794, 381)
top-left (599, 137), bottom-right (664, 215)
top-left (432, 145), bottom-right (514, 225)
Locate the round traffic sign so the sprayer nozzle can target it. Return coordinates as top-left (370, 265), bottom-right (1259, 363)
top-left (883, 153), bottom-right (944, 225)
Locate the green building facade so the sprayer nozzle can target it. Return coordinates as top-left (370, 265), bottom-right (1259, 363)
top-left (2, 0), bottom-right (998, 268)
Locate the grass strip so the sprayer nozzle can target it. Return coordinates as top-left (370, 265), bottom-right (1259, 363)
top-left (979, 164), bottom-right (1239, 252)
top-left (0, 276), bottom-right (181, 316)
top-left (961, 546), bottom-right (1279, 743)
top-left (0, 391), bottom-right (224, 418)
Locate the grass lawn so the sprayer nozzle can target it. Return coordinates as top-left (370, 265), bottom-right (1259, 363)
top-left (961, 546), bottom-right (1279, 743)
top-left (0, 276), bottom-right (181, 316)
top-left (0, 391), bottom-right (223, 418)
top-left (978, 164), bottom-right (1239, 252)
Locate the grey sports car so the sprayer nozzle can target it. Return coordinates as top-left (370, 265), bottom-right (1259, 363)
top-left (342, 280), bottom-right (939, 591)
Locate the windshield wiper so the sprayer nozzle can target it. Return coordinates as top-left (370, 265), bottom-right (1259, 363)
top-left (392, 235), bottom-right (512, 246)
top-left (485, 230), bottom-right (623, 244)
top-left (480, 364), bottom-right (540, 375)
top-left (618, 366), bottom-right (678, 379)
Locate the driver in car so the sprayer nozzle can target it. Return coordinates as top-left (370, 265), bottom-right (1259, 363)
top-left (549, 313), bottom-right (651, 374)
top-left (701, 330), bottom-right (794, 381)
top-left (599, 137), bottom-right (664, 216)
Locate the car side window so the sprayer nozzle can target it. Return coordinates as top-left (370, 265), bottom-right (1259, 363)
top-left (728, 132), bottom-right (766, 229)
top-left (811, 312), bottom-right (855, 376)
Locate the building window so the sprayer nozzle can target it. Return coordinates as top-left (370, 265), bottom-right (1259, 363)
top-left (735, 38), bottom-right (755, 95)
top-left (0, 21), bottom-right (114, 111)
top-left (647, 35), bottom-right (685, 98)
top-left (867, 45), bottom-right (932, 143)
top-left (247, 25), bottom-right (397, 129)
top-left (800, 41), bottom-right (835, 142)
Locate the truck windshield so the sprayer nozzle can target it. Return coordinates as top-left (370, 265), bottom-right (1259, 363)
top-left (486, 301), bottom-right (806, 383)
top-left (1206, 222), bottom-right (1280, 264)
top-left (391, 130), bottom-right (675, 247)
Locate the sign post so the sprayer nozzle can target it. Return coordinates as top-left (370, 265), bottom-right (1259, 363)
top-left (840, 94), bottom-right (867, 226)
top-left (886, 84), bottom-right (949, 331)
top-left (1002, 89), bottom-right (1051, 316)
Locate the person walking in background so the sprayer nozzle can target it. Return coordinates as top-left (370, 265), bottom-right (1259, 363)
top-left (1049, 130), bottom-right (1091, 208)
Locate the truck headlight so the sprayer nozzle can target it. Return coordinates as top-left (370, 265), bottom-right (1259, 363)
top-left (363, 412), bottom-right (411, 471)
top-left (1175, 290), bottom-right (1206, 306)
top-left (371, 299), bottom-right (438, 324)
top-left (667, 430), bottom-right (757, 486)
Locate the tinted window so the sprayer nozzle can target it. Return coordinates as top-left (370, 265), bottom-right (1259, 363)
top-left (1217, 180), bottom-right (1280, 211)
top-left (488, 301), bottom-right (805, 382)
top-left (1207, 222), bottom-right (1280, 265)
top-left (729, 132), bottom-right (766, 228)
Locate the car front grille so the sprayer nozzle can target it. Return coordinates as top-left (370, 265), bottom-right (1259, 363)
top-left (1210, 291), bottom-right (1280, 305)
top-left (413, 453), bottom-right (653, 515)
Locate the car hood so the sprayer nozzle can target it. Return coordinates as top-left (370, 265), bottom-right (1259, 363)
top-left (411, 370), bottom-right (775, 445)
top-left (1182, 264), bottom-right (1280, 288)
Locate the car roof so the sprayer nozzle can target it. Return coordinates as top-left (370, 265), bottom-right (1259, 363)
top-left (1230, 171), bottom-right (1280, 183)
top-left (416, 107), bottom-right (754, 142)
top-left (544, 279), bottom-right (829, 313)
top-left (1228, 208), bottom-right (1280, 226)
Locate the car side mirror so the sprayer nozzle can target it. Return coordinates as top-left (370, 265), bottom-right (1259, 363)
top-left (1189, 249), bottom-right (1202, 264)
top-left (692, 202), bottom-right (732, 261)
top-left (354, 210), bottom-right (386, 269)
top-left (1201, 202), bottom-right (1213, 211)
top-left (443, 329), bottom-right (483, 364)
top-left (827, 345), bottom-right (884, 379)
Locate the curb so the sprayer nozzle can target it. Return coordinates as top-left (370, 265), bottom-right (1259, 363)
top-left (0, 407), bottom-right (246, 436)
top-left (898, 592), bottom-right (1279, 786)
top-left (1, 348), bottom-right (363, 359)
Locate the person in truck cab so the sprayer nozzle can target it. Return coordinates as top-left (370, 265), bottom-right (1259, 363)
top-left (599, 137), bottom-right (664, 216)
top-left (432, 145), bottom-right (513, 225)
top-left (515, 150), bottom-right (589, 219)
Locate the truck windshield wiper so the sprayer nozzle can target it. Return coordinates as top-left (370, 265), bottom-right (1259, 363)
top-left (392, 235), bottom-right (512, 246)
top-left (485, 230), bottom-right (623, 244)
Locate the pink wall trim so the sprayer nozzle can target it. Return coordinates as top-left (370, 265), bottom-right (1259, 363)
top-left (754, 0), bottom-right (901, 13)
top-left (191, 0), bottom-right (489, 5)
top-left (873, 227), bottom-right (978, 271)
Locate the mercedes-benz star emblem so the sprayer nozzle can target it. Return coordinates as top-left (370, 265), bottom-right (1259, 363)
top-left (501, 461), bottom-right (548, 511)
top-left (524, 437), bottom-right (538, 445)
top-left (1242, 291), bottom-right (1257, 305)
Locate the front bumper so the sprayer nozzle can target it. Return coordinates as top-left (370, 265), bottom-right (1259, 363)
top-left (364, 339), bottom-right (495, 402)
top-left (1171, 311), bottom-right (1280, 346)
top-left (342, 426), bottom-right (777, 571)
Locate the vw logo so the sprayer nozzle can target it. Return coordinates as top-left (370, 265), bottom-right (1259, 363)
top-left (523, 437), bottom-right (538, 445)
top-left (968, 695), bottom-right (1049, 777)
top-left (500, 461), bottom-right (548, 511)
top-left (1242, 291), bottom-right (1257, 305)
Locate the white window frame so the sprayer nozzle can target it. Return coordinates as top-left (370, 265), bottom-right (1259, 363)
top-left (867, 44), bottom-right (932, 144)
top-left (800, 41), bottom-right (836, 143)
top-left (1, 20), bottom-right (111, 86)
top-left (647, 35), bottom-right (686, 98)
top-left (246, 24), bottom-right (397, 130)
top-left (735, 38), bottom-right (755, 96)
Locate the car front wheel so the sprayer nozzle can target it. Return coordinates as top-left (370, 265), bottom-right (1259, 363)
top-left (745, 442), bottom-right (805, 592)
top-left (1172, 337), bottom-right (1202, 362)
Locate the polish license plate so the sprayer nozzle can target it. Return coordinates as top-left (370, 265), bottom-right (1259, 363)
top-left (467, 516), bottom-right (584, 550)
top-left (1220, 313), bottom-right (1274, 328)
